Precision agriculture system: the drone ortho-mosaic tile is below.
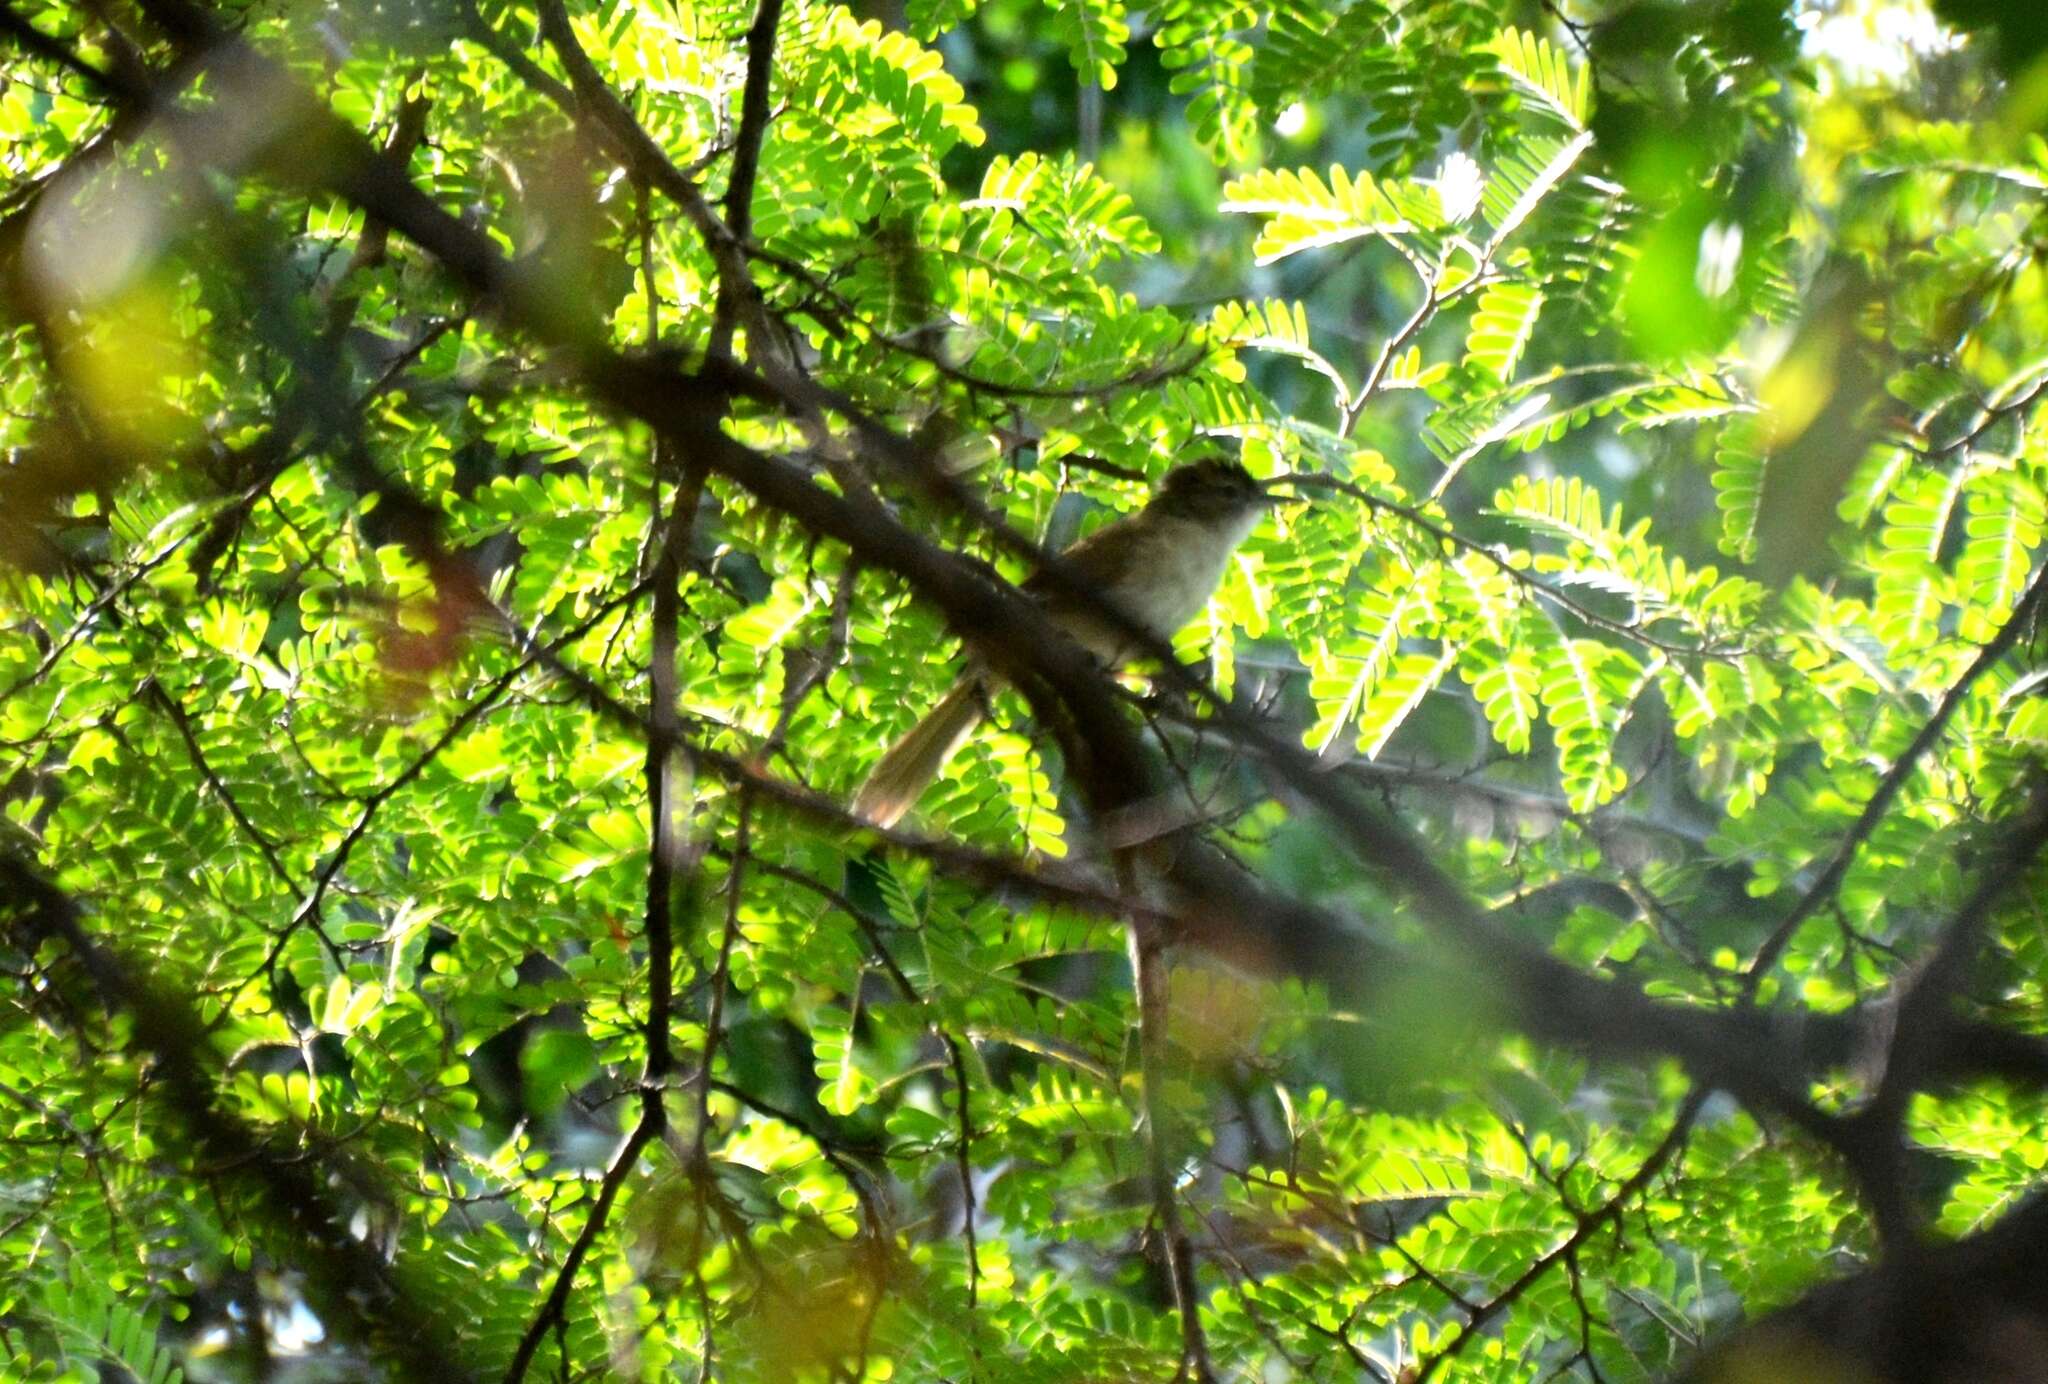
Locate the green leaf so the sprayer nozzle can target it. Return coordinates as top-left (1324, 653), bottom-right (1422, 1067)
top-left (1465, 280), bottom-right (1544, 381)
top-left (1221, 165), bottom-right (1435, 264)
top-left (1481, 131), bottom-right (1594, 252)
top-left (1355, 647), bottom-right (1454, 758)
top-left (1048, 0), bottom-right (1132, 88)
top-left (1957, 465), bottom-right (2046, 641)
top-left (1873, 465), bottom-right (1966, 657)
top-left (1487, 26), bottom-right (1591, 129)
top-left (1712, 415), bottom-right (1767, 560)
top-left (1463, 641), bottom-right (1539, 753)
top-left (1532, 623), bottom-right (1631, 811)
top-left (813, 1005), bottom-right (879, 1116)
top-left (1210, 297), bottom-right (1349, 409)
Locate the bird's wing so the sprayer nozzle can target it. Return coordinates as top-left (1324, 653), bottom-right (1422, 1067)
top-left (1022, 512), bottom-right (1145, 596)
top-left (1019, 512), bottom-right (1154, 660)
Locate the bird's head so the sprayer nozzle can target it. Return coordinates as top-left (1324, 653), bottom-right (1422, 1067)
top-left (1152, 456), bottom-right (1289, 523)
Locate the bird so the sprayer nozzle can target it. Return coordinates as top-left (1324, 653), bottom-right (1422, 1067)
top-left (851, 456), bottom-right (1286, 828)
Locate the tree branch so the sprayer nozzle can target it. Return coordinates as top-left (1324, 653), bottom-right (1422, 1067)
top-left (1414, 1089), bottom-right (1706, 1382)
top-left (1744, 560), bottom-right (2048, 988)
top-left (1129, 904), bottom-right (1214, 1381)
top-left (0, 856), bottom-right (474, 1383)
top-left (711, 0), bottom-right (783, 356)
top-left (501, 1112), bottom-right (661, 1384)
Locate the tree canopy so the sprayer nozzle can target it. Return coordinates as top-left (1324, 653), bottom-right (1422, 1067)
top-left (4, 0), bottom-right (2048, 1379)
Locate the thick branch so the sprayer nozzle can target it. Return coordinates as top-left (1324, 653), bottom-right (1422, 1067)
top-left (711, 0), bottom-right (783, 355)
top-left (1681, 1190), bottom-right (2048, 1382)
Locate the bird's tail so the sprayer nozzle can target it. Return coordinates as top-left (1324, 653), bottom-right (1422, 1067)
top-left (852, 679), bottom-right (985, 828)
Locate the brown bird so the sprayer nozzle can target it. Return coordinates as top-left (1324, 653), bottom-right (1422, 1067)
top-left (852, 457), bottom-right (1285, 827)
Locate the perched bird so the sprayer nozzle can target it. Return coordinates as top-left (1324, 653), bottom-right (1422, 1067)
top-left (852, 456), bottom-right (1285, 827)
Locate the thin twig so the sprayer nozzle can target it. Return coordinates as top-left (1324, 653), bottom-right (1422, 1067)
top-left (143, 676), bottom-right (310, 922)
top-left (641, 179), bottom-right (684, 1093)
top-left (226, 579), bottom-right (651, 1023)
top-left (501, 1115), bottom-right (661, 1384)
top-left (944, 1033), bottom-right (982, 1312)
top-left (1279, 470), bottom-right (1753, 662)
top-left (1339, 269), bottom-right (1497, 439)
top-left (747, 236), bottom-right (1211, 399)
top-left (691, 794), bottom-right (749, 1164)
top-left (1744, 562), bottom-right (2048, 989)
top-left (524, 0), bottom-right (769, 363)
top-left (1413, 1089), bottom-right (1707, 1383)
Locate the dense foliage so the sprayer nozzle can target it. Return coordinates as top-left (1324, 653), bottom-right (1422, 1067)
top-left (4, 0), bottom-right (2048, 1379)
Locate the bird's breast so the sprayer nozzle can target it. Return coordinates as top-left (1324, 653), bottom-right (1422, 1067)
top-left (1104, 514), bottom-right (1251, 638)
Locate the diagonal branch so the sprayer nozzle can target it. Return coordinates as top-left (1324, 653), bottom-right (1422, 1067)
top-left (144, 677), bottom-right (299, 892)
top-left (501, 1111), bottom-right (661, 1384)
top-left (1844, 788), bottom-right (2048, 1249)
top-left (0, 5), bottom-right (118, 88)
top-left (1744, 561), bottom-right (2048, 989)
top-left (0, 855), bottom-right (474, 1384)
top-left (522, 0), bottom-right (771, 364)
top-left (1414, 1088), bottom-right (1707, 1383)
